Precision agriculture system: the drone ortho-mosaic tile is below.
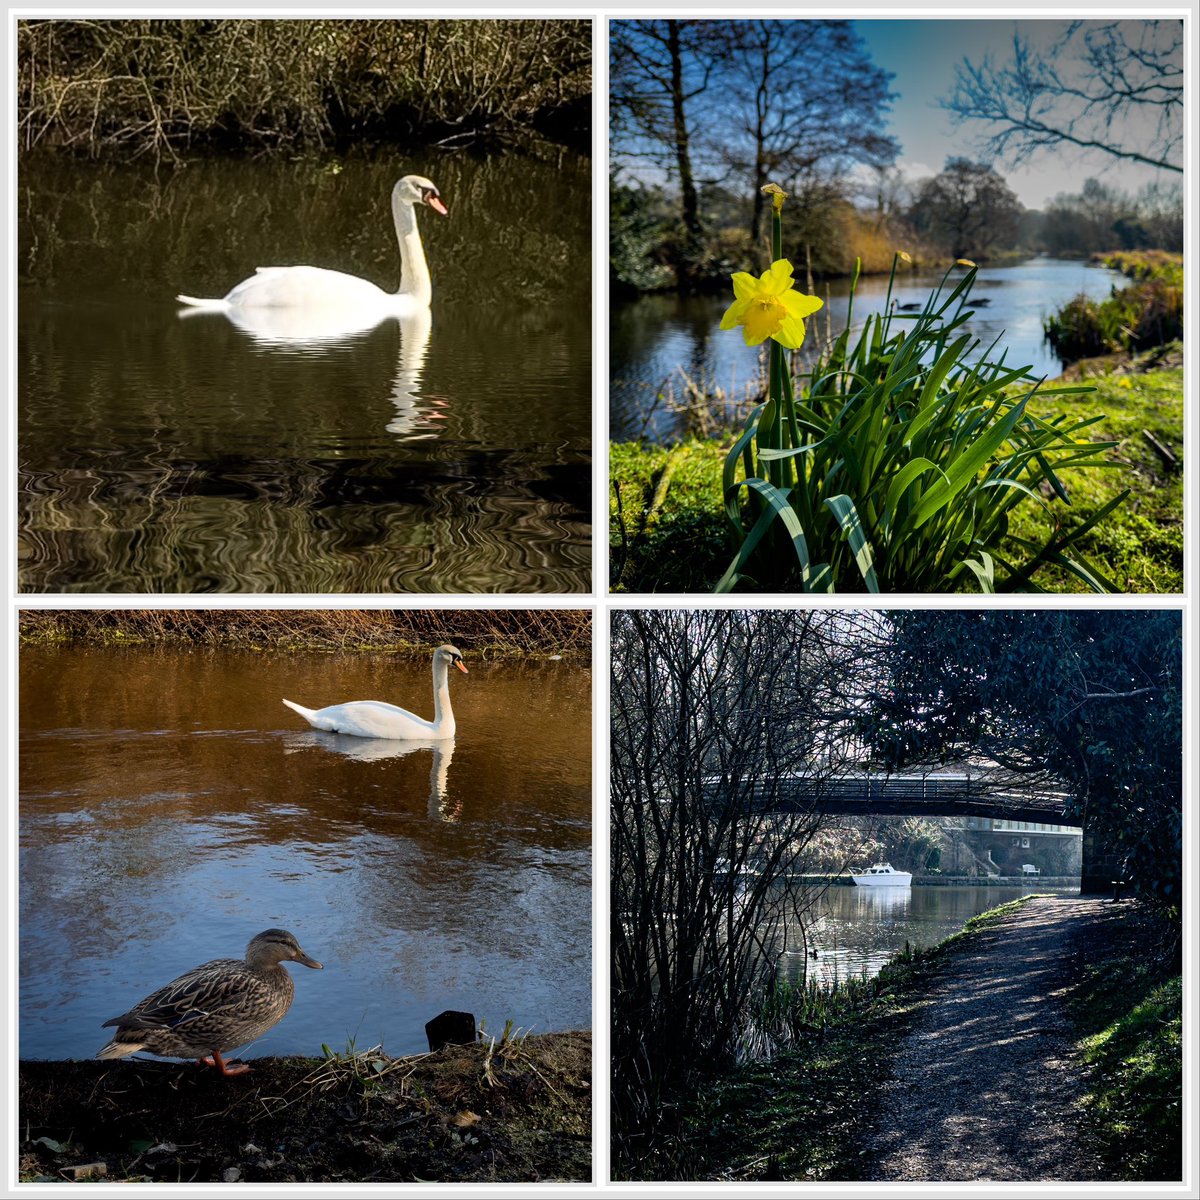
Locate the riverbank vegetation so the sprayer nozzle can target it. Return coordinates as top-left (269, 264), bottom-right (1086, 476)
top-left (18, 609), bottom-right (591, 657)
top-left (17, 19), bottom-right (590, 161)
top-left (611, 350), bottom-right (1182, 594)
top-left (626, 897), bottom-right (1180, 1182)
top-left (1046, 251), bottom-right (1183, 363)
top-left (19, 1031), bottom-right (591, 1184)
top-left (611, 610), bottom-right (888, 1170)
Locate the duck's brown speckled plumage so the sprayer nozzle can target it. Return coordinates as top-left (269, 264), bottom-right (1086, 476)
top-left (97, 929), bottom-right (322, 1067)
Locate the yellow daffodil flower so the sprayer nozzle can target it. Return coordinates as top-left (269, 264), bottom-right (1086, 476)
top-left (720, 258), bottom-right (823, 350)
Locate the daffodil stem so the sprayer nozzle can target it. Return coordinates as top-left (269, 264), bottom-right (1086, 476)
top-left (767, 205), bottom-right (792, 490)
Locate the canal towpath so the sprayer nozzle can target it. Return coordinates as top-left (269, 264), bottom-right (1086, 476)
top-left (861, 895), bottom-right (1108, 1181)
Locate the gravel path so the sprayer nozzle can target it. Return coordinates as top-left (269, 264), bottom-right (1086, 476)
top-left (862, 896), bottom-right (1107, 1182)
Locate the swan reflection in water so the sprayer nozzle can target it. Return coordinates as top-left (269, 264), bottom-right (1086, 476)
top-left (282, 732), bottom-right (461, 822)
top-left (178, 305), bottom-right (440, 441)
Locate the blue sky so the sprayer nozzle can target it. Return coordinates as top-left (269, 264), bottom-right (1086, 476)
top-left (854, 19), bottom-right (1179, 208)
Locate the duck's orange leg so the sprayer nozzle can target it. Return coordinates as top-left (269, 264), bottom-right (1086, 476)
top-left (197, 1049), bottom-right (251, 1076)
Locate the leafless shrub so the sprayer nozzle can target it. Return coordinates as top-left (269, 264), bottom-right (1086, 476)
top-left (610, 608), bottom-right (886, 1169)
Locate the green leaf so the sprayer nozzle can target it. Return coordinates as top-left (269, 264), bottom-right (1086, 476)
top-left (910, 395), bottom-right (1031, 528)
top-left (824, 495), bottom-right (880, 592)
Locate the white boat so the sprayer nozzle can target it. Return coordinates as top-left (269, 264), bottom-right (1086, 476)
top-left (851, 862), bottom-right (913, 886)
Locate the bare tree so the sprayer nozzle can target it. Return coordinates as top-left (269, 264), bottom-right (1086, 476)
top-left (610, 20), bottom-right (728, 259)
top-left (714, 20), bottom-right (898, 244)
top-left (943, 20), bottom-right (1183, 174)
top-left (910, 157), bottom-right (1022, 260)
top-left (610, 608), bottom-right (885, 1168)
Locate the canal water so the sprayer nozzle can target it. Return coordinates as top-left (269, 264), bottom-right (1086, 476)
top-left (611, 256), bottom-right (1125, 443)
top-left (778, 882), bottom-right (1079, 990)
top-left (17, 147), bottom-right (591, 593)
top-left (18, 645), bottom-right (591, 1061)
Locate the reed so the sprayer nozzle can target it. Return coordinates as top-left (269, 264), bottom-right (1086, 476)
top-left (17, 19), bottom-right (590, 159)
top-left (18, 608), bottom-right (591, 656)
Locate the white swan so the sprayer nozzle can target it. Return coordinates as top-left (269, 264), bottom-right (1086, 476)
top-left (177, 175), bottom-right (447, 317)
top-left (282, 643), bottom-right (467, 740)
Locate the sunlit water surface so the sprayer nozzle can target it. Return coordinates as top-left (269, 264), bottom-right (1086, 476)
top-left (776, 882), bottom-right (1079, 989)
top-left (611, 257), bottom-right (1125, 442)
top-left (18, 148), bottom-right (591, 592)
top-left (19, 646), bottom-right (591, 1060)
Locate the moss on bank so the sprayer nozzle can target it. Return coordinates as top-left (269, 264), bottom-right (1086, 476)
top-left (19, 1032), bottom-right (591, 1184)
top-left (18, 609), bottom-right (591, 658)
top-left (609, 360), bottom-right (1182, 594)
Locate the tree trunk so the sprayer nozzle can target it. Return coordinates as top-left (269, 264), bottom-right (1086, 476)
top-left (667, 20), bottom-right (702, 286)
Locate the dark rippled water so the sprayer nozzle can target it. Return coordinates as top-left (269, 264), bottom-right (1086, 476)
top-left (18, 148), bottom-right (591, 593)
top-left (19, 644), bottom-right (592, 1060)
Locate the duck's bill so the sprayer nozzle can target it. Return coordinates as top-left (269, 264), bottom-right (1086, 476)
top-left (295, 951), bottom-right (324, 969)
top-left (427, 195), bottom-right (449, 216)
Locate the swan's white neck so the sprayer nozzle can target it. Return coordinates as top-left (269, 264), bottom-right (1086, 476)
top-left (393, 196), bottom-right (432, 307)
top-left (430, 655), bottom-right (455, 735)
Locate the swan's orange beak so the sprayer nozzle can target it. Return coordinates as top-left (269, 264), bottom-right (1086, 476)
top-left (454, 659), bottom-right (468, 674)
top-left (427, 194), bottom-right (448, 216)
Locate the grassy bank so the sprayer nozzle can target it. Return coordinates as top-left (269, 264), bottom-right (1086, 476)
top-left (610, 358), bottom-right (1182, 594)
top-left (618, 897), bottom-right (1180, 1183)
top-left (1046, 252), bottom-right (1183, 363)
top-left (17, 19), bottom-right (590, 159)
top-left (19, 1031), bottom-right (590, 1184)
top-left (18, 609), bottom-right (591, 658)
top-left (1067, 907), bottom-right (1182, 1179)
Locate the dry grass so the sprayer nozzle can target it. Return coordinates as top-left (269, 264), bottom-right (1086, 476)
top-left (17, 18), bottom-right (591, 159)
top-left (18, 609), bottom-right (591, 657)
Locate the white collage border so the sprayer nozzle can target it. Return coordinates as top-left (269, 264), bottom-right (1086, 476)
top-left (4, 4), bottom-right (1197, 1197)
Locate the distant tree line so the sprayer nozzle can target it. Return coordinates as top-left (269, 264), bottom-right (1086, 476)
top-left (611, 18), bottom-right (1183, 294)
top-left (17, 19), bottom-right (591, 160)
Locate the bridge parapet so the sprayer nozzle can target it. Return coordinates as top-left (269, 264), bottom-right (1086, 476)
top-left (702, 771), bottom-right (1074, 826)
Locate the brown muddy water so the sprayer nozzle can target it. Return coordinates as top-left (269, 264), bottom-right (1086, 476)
top-left (18, 645), bottom-right (592, 1061)
top-left (17, 147), bottom-right (591, 593)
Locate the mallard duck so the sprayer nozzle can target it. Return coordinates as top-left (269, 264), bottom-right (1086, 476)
top-left (96, 928), bottom-right (322, 1076)
top-left (283, 643), bottom-right (468, 740)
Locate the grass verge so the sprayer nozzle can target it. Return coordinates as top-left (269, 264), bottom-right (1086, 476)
top-left (1066, 906), bottom-right (1181, 1180)
top-left (1002, 356), bottom-right (1182, 592)
top-left (609, 360), bottom-right (1181, 594)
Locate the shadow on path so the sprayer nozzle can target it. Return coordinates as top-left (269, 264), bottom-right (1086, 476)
top-left (862, 896), bottom-right (1106, 1182)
